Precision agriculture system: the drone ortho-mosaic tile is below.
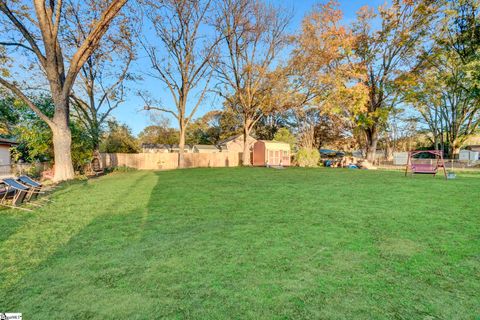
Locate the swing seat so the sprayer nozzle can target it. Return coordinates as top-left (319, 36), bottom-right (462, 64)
top-left (411, 164), bottom-right (437, 174)
top-left (405, 150), bottom-right (447, 179)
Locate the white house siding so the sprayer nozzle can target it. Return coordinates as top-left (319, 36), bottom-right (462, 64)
top-left (0, 145), bottom-right (11, 165)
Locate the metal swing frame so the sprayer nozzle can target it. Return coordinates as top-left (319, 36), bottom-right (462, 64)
top-left (405, 150), bottom-right (447, 179)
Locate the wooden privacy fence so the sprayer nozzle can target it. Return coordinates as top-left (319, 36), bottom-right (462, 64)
top-left (100, 152), bottom-right (241, 170)
top-left (0, 162), bottom-right (50, 178)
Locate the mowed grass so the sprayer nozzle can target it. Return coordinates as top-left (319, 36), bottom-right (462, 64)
top-left (0, 168), bottom-right (479, 319)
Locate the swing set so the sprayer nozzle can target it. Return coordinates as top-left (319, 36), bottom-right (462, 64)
top-left (404, 150), bottom-right (447, 179)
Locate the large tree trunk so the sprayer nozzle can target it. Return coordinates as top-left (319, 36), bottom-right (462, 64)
top-left (385, 141), bottom-right (394, 161)
top-left (178, 125), bottom-right (186, 168)
top-left (92, 130), bottom-right (102, 171)
top-left (433, 133), bottom-right (439, 151)
top-left (51, 125), bottom-right (75, 182)
top-left (49, 94), bottom-right (75, 182)
top-left (92, 128), bottom-right (101, 163)
top-left (451, 142), bottom-right (460, 159)
top-left (242, 123), bottom-right (251, 166)
top-left (365, 127), bottom-right (378, 163)
top-left (452, 147), bottom-right (460, 159)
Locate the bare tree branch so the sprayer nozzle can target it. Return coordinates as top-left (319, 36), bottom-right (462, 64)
top-left (0, 1), bottom-right (47, 66)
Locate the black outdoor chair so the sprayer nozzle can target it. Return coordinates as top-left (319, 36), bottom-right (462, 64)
top-left (1, 178), bottom-right (31, 209)
top-left (0, 182), bottom-right (15, 200)
top-left (18, 175), bottom-right (43, 200)
top-left (18, 175), bottom-right (43, 188)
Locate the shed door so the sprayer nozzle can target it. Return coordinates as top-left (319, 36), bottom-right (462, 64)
top-left (269, 150), bottom-right (280, 165)
top-left (282, 150), bottom-right (289, 165)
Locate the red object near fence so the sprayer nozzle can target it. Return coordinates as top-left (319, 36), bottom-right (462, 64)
top-left (252, 141), bottom-right (291, 167)
top-left (404, 150), bottom-right (447, 179)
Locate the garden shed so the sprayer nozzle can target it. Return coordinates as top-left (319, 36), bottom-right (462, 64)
top-left (253, 141), bottom-right (290, 166)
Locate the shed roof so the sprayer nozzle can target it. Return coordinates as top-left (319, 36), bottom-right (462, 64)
top-left (258, 140), bottom-right (290, 150)
top-left (0, 138), bottom-right (18, 146)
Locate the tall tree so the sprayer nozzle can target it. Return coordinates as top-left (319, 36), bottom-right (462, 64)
top-left (254, 113), bottom-right (289, 140)
top-left (142, 0), bottom-right (219, 168)
top-left (100, 119), bottom-right (139, 153)
top-left (185, 111), bottom-right (224, 145)
top-left (65, 0), bottom-right (136, 153)
top-left (0, 0), bottom-right (128, 181)
top-left (352, 0), bottom-right (436, 162)
top-left (214, 0), bottom-right (290, 165)
top-left (403, 0), bottom-right (480, 157)
top-left (138, 114), bottom-right (180, 145)
top-left (211, 105), bottom-right (243, 141)
top-left (288, 1), bottom-right (367, 151)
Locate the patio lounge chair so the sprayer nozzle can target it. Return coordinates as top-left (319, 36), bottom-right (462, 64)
top-left (18, 175), bottom-right (43, 188)
top-left (0, 182), bottom-right (15, 199)
top-left (18, 175), bottom-right (43, 200)
top-left (1, 178), bottom-right (31, 210)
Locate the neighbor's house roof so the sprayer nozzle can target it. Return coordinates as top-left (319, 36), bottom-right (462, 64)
top-left (217, 133), bottom-right (256, 145)
top-left (170, 144), bottom-right (192, 150)
top-left (193, 144), bottom-right (219, 150)
top-left (141, 143), bottom-right (170, 149)
top-left (0, 138), bottom-right (18, 146)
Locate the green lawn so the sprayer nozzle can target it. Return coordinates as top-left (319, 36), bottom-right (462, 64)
top-left (1, 168), bottom-right (479, 319)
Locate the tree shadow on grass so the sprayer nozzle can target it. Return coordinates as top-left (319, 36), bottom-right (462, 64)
top-left (0, 180), bottom-right (91, 245)
top-left (0, 211), bottom-right (34, 244)
top-left (0, 172), bottom-right (156, 306)
top-left (0, 171), bottom-right (162, 318)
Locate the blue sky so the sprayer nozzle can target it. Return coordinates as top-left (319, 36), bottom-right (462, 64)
top-left (114, 0), bottom-right (388, 135)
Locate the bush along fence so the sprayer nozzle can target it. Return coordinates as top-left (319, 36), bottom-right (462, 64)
top-left (100, 152), bottom-right (242, 170)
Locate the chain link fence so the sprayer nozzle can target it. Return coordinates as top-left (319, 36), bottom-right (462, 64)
top-left (375, 159), bottom-right (480, 172)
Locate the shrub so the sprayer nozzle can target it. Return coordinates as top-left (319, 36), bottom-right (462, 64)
top-left (295, 148), bottom-right (320, 167)
top-left (26, 163), bottom-right (45, 179)
top-left (112, 165), bottom-right (137, 173)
